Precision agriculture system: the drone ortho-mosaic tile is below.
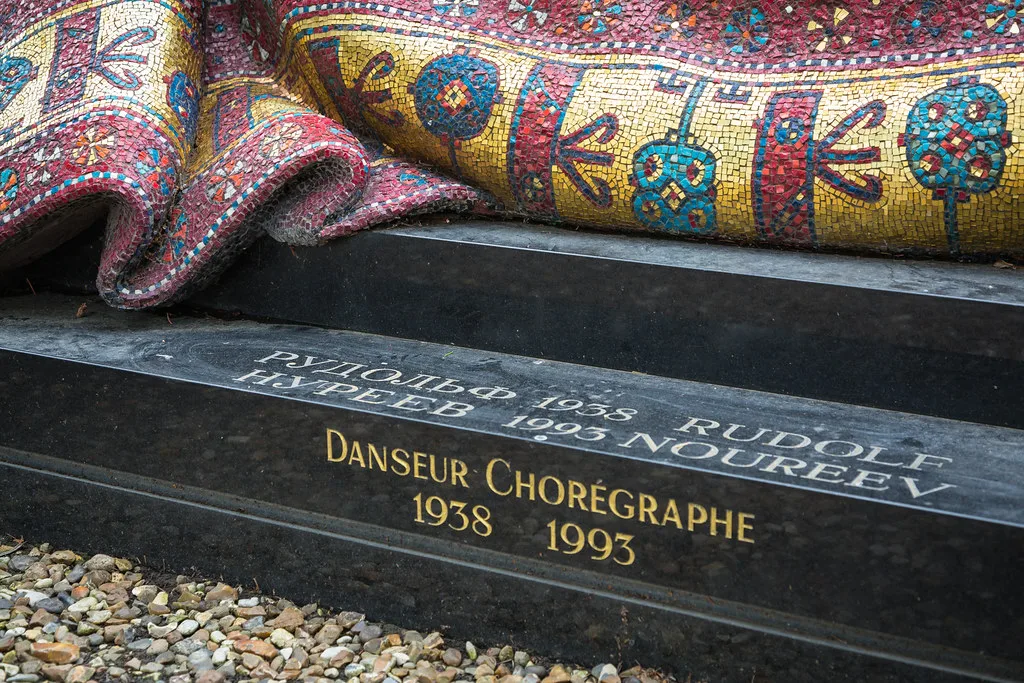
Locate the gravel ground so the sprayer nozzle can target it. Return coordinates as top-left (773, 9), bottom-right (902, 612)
top-left (0, 538), bottom-right (679, 683)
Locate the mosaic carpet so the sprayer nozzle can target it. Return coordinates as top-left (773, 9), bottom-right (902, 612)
top-left (0, 0), bottom-right (1021, 307)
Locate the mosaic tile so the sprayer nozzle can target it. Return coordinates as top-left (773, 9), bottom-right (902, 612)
top-left (0, 0), bottom-right (1021, 308)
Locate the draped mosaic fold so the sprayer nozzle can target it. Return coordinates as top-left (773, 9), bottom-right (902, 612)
top-left (0, 0), bottom-right (1021, 307)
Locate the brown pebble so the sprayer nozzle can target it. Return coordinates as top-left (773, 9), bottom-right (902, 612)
top-left (234, 637), bottom-right (279, 660)
top-left (315, 624), bottom-right (342, 645)
top-left (30, 642), bottom-right (80, 664)
top-left (30, 609), bottom-right (57, 627)
top-left (204, 584), bottom-right (238, 603)
top-left (266, 607), bottom-right (305, 631)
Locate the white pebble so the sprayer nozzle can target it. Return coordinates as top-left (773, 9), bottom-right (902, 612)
top-left (177, 619), bottom-right (200, 636)
top-left (321, 646), bottom-right (346, 661)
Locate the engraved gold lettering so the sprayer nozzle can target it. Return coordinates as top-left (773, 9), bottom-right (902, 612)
top-left (451, 459), bottom-right (469, 489)
top-left (412, 494), bottom-right (493, 537)
top-left (367, 443), bottom-right (386, 471)
top-left (567, 480), bottom-right (589, 511)
top-left (449, 501), bottom-right (470, 530)
top-left (326, 428), bottom-right (347, 462)
top-left (472, 505), bottom-right (493, 536)
top-left (590, 484), bottom-right (608, 516)
top-left (661, 499), bottom-right (683, 529)
top-left (608, 489), bottom-right (634, 518)
top-left (486, 458), bottom-right (513, 496)
top-left (429, 454), bottom-right (448, 484)
top-left (638, 493), bottom-right (659, 525)
top-left (349, 441), bottom-right (366, 468)
top-left (588, 527), bottom-right (613, 560)
top-left (328, 437), bottom-right (762, 548)
top-left (539, 475), bottom-right (565, 505)
top-left (688, 503), bottom-right (708, 531)
top-left (515, 470), bottom-right (536, 501)
top-left (737, 512), bottom-right (755, 543)
top-left (710, 507), bottom-right (733, 538)
top-left (391, 448), bottom-right (411, 476)
top-left (614, 533), bottom-right (636, 565)
top-left (413, 451), bottom-right (428, 480)
top-left (547, 520), bottom-right (637, 566)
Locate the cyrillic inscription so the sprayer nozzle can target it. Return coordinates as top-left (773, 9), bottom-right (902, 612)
top-left (235, 349), bottom-right (961, 507)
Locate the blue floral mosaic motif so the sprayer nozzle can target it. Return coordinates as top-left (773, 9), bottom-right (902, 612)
top-left (412, 52), bottom-right (500, 174)
top-left (631, 78), bottom-right (717, 234)
top-left (413, 53), bottom-right (499, 143)
top-left (632, 135), bottom-right (716, 233)
top-left (723, 7), bottom-right (769, 54)
top-left (136, 147), bottom-right (176, 196)
top-left (984, 0), bottom-right (1023, 35)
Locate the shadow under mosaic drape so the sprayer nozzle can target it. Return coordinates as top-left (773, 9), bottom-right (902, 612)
top-left (0, 0), bottom-right (1021, 307)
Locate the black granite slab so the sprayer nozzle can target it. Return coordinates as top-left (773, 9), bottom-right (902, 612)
top-left (12, 221), bottom-right (1024, 428)
top-left (0, 294), bottom-right (1022, 682)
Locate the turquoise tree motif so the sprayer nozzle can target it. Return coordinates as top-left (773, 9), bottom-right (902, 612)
top-left (900, 77), bottom-right (1012, 254)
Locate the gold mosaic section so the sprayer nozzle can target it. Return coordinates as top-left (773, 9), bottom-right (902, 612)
top-left (289, 14), bottom-right (1024, 251)
top-left (0, 27), bottom-right (55, 135)
top-left (0, 0), bottom-right (200, 157)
